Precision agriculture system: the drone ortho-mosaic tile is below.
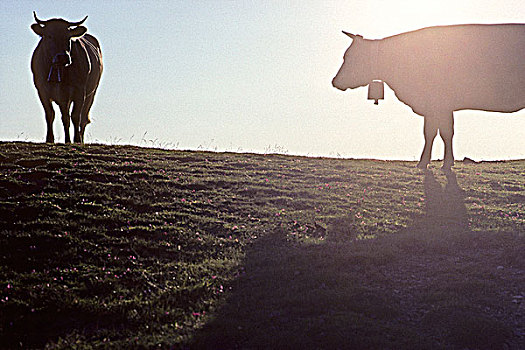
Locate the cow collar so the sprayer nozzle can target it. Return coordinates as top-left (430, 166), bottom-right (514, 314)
top-left (47, 65), bottom-right (65, 83)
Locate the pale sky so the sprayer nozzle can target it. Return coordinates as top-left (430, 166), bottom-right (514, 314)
top-left (1, 0), bottom-right (524, 160)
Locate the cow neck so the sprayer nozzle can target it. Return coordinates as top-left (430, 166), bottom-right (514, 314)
top-left (39, 42), bottom-right (65, 83)
top-left (370, 39), bottom-right (383, 82)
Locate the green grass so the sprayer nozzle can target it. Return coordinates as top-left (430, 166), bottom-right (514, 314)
top-left (0, 142), bottom-right (523, 349)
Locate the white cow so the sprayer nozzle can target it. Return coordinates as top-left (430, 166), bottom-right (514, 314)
top-left (333, 24), bottom-right (525, 170)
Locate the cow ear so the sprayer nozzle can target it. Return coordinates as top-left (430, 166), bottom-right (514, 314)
top-left (31, 24), bottom-right (45, 36)
top-left (69, 26), bottom-right (87, 38)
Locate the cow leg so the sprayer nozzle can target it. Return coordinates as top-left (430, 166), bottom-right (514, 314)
top-left (439, 112), bottom-right (455, 171)
top-left (59, 102), bottom-right (72, 144)
top-left (417, 117), bottom-right (438, 169)
top-left (79, 94), bottom-right (95, 143)
top-left (70, 100), bottom-right (84, 143)
top-left (38, 94), bottom-right (55, 143)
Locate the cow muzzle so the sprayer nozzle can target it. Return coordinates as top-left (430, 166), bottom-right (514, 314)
top-left (332, 77), bottom-right (347, 91)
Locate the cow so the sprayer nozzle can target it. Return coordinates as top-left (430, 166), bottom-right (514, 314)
top-left (332, 24), bottom-right (525, 170)
top-left (31, 12), bottom-right (103, 143)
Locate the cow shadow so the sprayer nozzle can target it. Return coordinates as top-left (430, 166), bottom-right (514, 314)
top-left (415, 169), bottom-right (468, 233)
top-left (189, 170), bottom-right (521, 349)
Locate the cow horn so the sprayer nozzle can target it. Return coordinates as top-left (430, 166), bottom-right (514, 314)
top-left (67, 16), bottom-right (88, 27)
top-left (33, 11), bottom-right (46, 26)
top-left (342, 31), bottom-right (362, 39)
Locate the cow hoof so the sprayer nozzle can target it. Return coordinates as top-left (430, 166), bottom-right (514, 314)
top-left (441, 165), bottom-right (453, 173)
top-left (441, 161), bottom-right (454, 172)
top-left (416, 161), bottom-right (428, 170)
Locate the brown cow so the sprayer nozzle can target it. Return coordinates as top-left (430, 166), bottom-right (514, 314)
top-left (31, 12), bottom-right (103, 143)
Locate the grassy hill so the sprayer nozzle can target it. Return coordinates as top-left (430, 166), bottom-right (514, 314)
top-left (0, 142), bottom-right (523, 349)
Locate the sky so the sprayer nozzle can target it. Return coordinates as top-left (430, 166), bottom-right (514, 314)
top-left (1, 0), bottom-right (524, 160)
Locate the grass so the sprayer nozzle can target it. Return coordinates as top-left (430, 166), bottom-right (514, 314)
top-left (0, 142), bottom-right (523, 349)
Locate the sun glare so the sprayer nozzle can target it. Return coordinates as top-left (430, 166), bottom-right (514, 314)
top-left (361, 0), bottom-right (474, 38)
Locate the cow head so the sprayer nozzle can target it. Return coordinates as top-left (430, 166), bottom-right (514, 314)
top-left (332, 31), bottom-right (373, 91)
top-left (31, 12), bottom-right (87, 81)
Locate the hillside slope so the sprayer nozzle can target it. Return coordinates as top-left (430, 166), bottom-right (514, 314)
top-left (0, 142), bottom-right (523, 349)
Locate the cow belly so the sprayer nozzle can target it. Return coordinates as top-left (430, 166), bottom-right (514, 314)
top-left (452, 73), bottom-right (525, 113)
top-left (50, 86), bottom-right (74, 105)
top-left (455, 101), bottom-right (525, 113)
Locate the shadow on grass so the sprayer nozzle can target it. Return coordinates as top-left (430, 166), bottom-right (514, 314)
top-left (191, 170), bottom-right (523, 349)
top-left (419, 170), bottom-right (468, 232)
